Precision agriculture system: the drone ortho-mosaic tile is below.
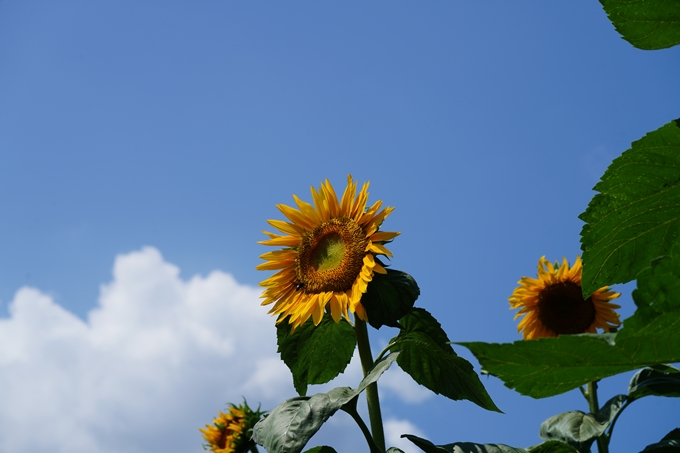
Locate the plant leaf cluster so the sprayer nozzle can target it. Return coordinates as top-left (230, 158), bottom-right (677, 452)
top-left (251, 4), bottom-right (680, 453)
top-left (458, 248), bottom-right (680, 398)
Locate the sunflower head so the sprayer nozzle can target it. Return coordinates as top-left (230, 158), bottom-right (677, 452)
top-left (257, 175), bottom-right (399, 330)
top-left (509, 256), bottom-right (621, 340)
top-left (200, 402), bottom-right (264, 453)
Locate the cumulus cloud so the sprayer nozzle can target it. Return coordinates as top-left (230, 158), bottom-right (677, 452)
top-left (0, 246), bottom-right (425, 453)
top-left (0, 247), bottom-right (293, 453)
top-left (380, 365), bottom-right (433, 404)
top-left (384, 418), bottom-right (427, 453)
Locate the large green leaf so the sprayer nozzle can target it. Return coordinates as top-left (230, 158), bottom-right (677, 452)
top-left (390, 309), bottom-right (500, 412)
top-left (402, 434), bottom-right (527, 453)
top-left (277, 314), bottom-right (356, 396)
top-left (628, 366), bottom-right (680, 402)
top-left (600, 0), bottom-right (680, 50)
top-left (252, 387), bottom-right (357, 453)
top-left (253, 353), bottom-right (398, 453)
top-left (458, 249), bottom-right (680, 398)
top-left (362, 268), bottom-right (420, 329)
top-left (642, 429), bottom-right (680, 452)
top-left (527, 442), bottom-right (579, 453)
top-left (539, 395), bottom-right (626, 453)
top-left (579, 119), bottom-right (680, 297)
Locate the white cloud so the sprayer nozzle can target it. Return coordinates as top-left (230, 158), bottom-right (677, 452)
top-left (0, 246), bottom-right (425, 453)
top-left (0, 247), bottom-right (294, 453)
top-left (384, 418), bottom-right (427, 453)
top-left (380, 365), bottom-right (433, 404)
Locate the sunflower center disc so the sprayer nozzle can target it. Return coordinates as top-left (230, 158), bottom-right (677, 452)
top-left (217, 429), bottom-right (229, 449)
top-left (295, 217), bottom-right (368, 293)
top-left (537, 280), bottom-right (596, 334)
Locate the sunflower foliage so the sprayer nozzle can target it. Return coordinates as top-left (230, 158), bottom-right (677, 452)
top-left (245, 169), bottom-right (503, 453)
top-left (202, 3), bottom-right (680, 453)
top-left (457, 2), bottom-right (680, 451)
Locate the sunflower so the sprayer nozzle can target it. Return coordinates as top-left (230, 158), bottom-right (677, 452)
top-left (509, 256), bottom-right (621, 340)
top-left (200, 403), bottom-right (263, 453)
top-left (257, 175), bottom-right (399, 329)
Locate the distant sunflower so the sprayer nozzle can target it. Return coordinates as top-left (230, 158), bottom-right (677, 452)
top-left (200, 402), bottom-right (263, 453)
top-left (257, 175), bottom-right (399, 329)
top-left (509, 256), bottom-right (621, 340)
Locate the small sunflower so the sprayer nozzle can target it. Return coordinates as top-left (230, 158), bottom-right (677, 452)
top-left (200, 402), bottom-right (264, 453)
top-left (257, 175), bottom-right (399, 329)
top-left (509, 255), bottom-right (621, 340)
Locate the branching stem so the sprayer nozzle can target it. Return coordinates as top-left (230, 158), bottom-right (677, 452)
top-left (585, 381), bottom-right (609, 453)
top-left (345, 406), bottom-right (383, 453)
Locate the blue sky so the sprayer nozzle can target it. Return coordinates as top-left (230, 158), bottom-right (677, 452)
top-left (0, 2), bottom-right (678, 453)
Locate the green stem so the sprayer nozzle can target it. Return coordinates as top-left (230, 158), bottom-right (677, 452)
top-left (585, 381), bottom-right (609, 453)
top-left (355, 318), bottom-right (386, 452)
top-left (345, 407), bottom-right (382, 453)
top-left (248, 442), bottom-right (259, 453)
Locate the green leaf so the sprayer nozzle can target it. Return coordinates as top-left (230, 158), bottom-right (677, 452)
top-left (362, 269), bottom-right (420, 329)
top-left (252, 387), bottom-right (357, 453)
top-left (402, 434), bottom-right (527, 453)
top-left (303, 447), bottom-right (338, 453)
top-left (600, 0), bottom-right (680, 50)
top-left (277, 314), bottom-right (356, 396)
top-left (579, 119), bottom-right (680, 297)
top-left (386, 449), bottom-right (406, 453)
top-left (462, 228), bottom-right (680, 399)
top-left (390, 308), bottom-right (500, 412)
top-left (539, 395), bottom-right (626, 453)
top-left (253, 355), bottom-right (398, 453)
top-left (527, 441), bottom-right (580, 453)
top-left (629, 366), bottom-right (680, 402)
top-left (357, 351), bottom-right (400, 394)
top-left (629, 242), bottom-right (680, 328)
top-left (398, 307), bottom-right (454, 351)
top-left (642, 428), bottom-right (680, 452)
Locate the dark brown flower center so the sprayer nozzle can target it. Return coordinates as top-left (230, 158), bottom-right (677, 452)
top-left (295, 217), bottom-right (368, 293)
top-left (217, 427), bottom-right (229, 449)
top-left (537, 280), bottom-right (596, 335)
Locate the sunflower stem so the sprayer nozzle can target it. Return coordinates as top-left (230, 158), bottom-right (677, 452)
top-left (585, 380), bottom-right (609, 453)
top-left (345, 406), bottom-right (383, 453)
top-left (355, 318), bottom-right (386, 453)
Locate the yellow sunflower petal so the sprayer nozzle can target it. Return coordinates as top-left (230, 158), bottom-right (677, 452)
top-left (258, 175), bottom-right (398, 329)
top-left (509, 255), bottom-right (621, 340)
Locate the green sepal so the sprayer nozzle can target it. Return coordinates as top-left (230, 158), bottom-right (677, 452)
top-left (527, 441), bottom-right (580, 453)
top-left (362, 268), bottom-right (420, 329)
top-left (642, 429), bottom-right (680, 452)
top-left (252, 352), bottom-right (399, 453)
top-left (389, 308), bottom-right (500, 412)
top-left (458, 248), bottom-right (680, 398)
top-left (539, 395), bottom-right (626, 453)
top-left (402, 434), bottom-right (527, 453)
top-left (277, 314), bottom-right (356, 396)
top-left (629, 366), bottom-right (680, 402)
top-left (599, 0), bottom-right (680, 50)
top-left (579, 119), bottom-right (680, 297)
